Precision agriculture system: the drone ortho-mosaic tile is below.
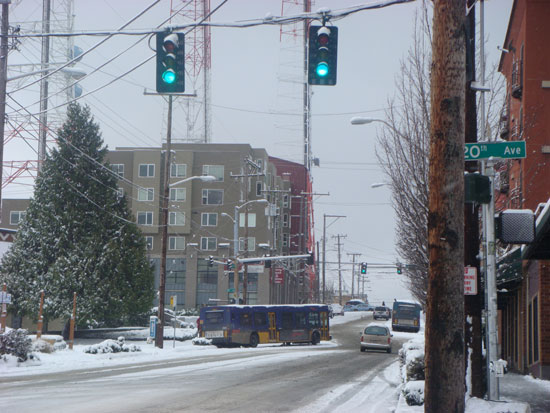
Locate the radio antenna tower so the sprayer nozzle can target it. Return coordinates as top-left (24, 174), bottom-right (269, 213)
top-left (168, 0), bottom-right (211, 143)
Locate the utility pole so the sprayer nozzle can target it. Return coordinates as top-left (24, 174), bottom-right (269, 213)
top-left (464, 0), bottom-right (484, 398)
top-left (425, 1), bottom-right (466, 412)
top-left (38, 0), bottom-right (51, 172)
top-left (322, 214), bottom-right (345, 303)
top-left (155, 95), bottom-right (173, 349)
top-left (347, 253), bottom-right (361, 298)
top-left (332, 234), bottom-right (346, 305)
top-left (0, 0), bottom-right (10, 212)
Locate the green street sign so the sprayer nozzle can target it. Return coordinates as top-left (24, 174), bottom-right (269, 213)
top-left (227, 288), bottom-right (235, 293)
top-left (465, 141), bottom-right (526, 161)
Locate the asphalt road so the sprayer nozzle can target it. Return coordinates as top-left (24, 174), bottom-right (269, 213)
top-left (1, 313), bottom-right (406, 413)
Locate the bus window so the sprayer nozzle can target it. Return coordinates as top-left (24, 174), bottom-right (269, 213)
top-left (282, 312), bottom-right (293, 329)
top-left (295, 312), bottom-right (307, 329)
top-left (254, 311), bottom-right (267, 328)
top-left (240, 312), bottom-right (252, 328)
top-left (205, 310), bottom-right (224, 324)
top-left (308, 312), bottom-right (320, 328)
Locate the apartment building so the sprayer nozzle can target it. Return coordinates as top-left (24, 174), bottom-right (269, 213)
top-left (1, 143), bottom-right (315, 312)
top-left (496, 0), bottom-right (550, 380)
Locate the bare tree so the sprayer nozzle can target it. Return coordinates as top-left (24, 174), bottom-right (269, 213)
top-left (376, 7), bottom-right (431, 306)
top-left (376, 3), bottom-right (505, 308)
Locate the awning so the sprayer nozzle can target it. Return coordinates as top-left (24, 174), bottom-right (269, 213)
top-left (497, 247), bottom-right (522, 286)
top-left (522, 199), bottom-right (550, 260)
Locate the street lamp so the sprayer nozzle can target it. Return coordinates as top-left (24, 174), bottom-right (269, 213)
top-left (223, 199), bottom-right (268, 305)
top-left (350, 116), bottom-right (390, 126)
top-left (156, 174), bottom-right (216, 349)
top-left (169, 174), bottom-right (216, 186)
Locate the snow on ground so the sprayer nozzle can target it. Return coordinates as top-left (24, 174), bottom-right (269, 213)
top-left (1, 311), bottom-right (546, 413)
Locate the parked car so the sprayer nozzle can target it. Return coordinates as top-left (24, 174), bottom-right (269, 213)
top-left (343, 299), bottom-right (371, 312)
top-left (360, 324), bottom-right (392, 353)
top-left (373, 306), bottom-right (391, 320)
top-left (328, 304), bottom-right (344, 318)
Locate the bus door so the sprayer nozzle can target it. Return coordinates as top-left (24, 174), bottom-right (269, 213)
top-left (268, 312), bottom-right (277, 342)
top-left (320, 311), bottom-right (330, 340)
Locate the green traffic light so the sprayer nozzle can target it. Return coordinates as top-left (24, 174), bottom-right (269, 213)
top-left (162, 69), bottom-right (176, 84)
top-left (316, 62), bottom-right (329, 77)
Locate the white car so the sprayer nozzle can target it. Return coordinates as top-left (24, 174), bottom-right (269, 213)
top-left (360, 324), bottom-right (393, 353)
top-left (373, 306), bottom-right (391, 320)
top-left (329, 304), bottom-right (344, 318)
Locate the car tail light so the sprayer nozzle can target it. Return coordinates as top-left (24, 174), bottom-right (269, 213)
top-left (360, 336), bottom-right (364, 342)
top-left (414, 320), bottom-right (418, 326)
top-left (387, 337), bottom-right (391, 344)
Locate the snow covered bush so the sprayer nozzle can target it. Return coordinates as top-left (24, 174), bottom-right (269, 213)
top-left (0, 328), bottom-right (32, 362)
top-left (83, 337), bottom-right (141, 354)
top-left (403, 380), bottom-right (425, 406)
top-left (398, 338), bottom-right (426, 406)
top-left (192, 337), bottom-right (211, 346)
top-left (399, 338), bottom-right (425, 381)
top-left (32, 339), bottom-right (55, 354)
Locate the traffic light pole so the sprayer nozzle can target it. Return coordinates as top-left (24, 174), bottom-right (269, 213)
top-left (155, 94), bottom-right (173, 349)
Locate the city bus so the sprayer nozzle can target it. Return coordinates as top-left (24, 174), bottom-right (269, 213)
top-left (198, 304), bottom-right (331, 347)
top-left (392, 301), bottom-right (422, 332)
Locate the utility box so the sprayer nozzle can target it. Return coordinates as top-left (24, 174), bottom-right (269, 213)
top-left (465, 173), bottom-right (491, 204)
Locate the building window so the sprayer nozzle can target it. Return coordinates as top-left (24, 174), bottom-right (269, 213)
top-left (283, 214), bottom-right (289, 227)
top-left (239, 213), bottom-right (256, 228)
top-left (169, 211), bottom-right (185, 226)
top-left (202, 165), bottom-right (224, 181)
top-left (283, 194), bottom-right (289, 208)
top-left (137, 211), bottom-right (153, 226)
top-left (145, 236), bottom-right (153, 250)
top-left (169, 188), bottom-right (186, 202)
top-left (171, 163), bottom-right (187, 178)
top-left (239, 237), bottom-right (255, 252)
top-left (196, 259), bottom-right (217, 306)
top-left (201, 213), bottom-right (218, 226)
top-left (202, 189), bottom-right (223, 205)
top-left (111, 164), bottom-right (124, 178)
top-left (139, 164), bottom-right (155, 177)
top-left (169, 236), bottom-right (185, 250)
top-left (201, 237), bottom-right (217, 251)
top-left (10, 211), bottom-right (26, 225)
top-left (138, 188), bottom-right (154, 201)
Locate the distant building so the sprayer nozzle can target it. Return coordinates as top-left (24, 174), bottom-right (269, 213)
top-left (1, 143), bottom-right (316, 314)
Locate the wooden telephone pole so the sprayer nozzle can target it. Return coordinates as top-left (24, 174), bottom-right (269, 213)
top-left (425, 1), bottom-right (466, 411)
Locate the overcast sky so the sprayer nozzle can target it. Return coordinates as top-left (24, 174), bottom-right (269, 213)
top-left (5, 0), bottom-right (513, 303)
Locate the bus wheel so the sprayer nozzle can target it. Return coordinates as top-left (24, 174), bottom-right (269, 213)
top-left (311, 332), bottom-right (320, 345)
top-left (249, 333), bottom-right (259, 348)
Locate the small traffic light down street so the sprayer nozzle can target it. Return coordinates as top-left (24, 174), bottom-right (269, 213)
top-left (308, 25), bottom-right (338, 85)
top-left (156, 31), bottom-right (185, 93)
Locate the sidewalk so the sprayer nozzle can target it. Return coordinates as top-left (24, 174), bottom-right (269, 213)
top-left (498, 372), bottom-right (550, 413)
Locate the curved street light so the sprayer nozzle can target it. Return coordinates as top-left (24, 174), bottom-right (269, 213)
top-left (169, 174), bottom-right (216, 187)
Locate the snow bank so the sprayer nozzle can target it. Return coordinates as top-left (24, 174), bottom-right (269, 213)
top-left (466, 397), bottom-right (531, 413)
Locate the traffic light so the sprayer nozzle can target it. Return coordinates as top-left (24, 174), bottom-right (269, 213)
top-left (360, 262), bottom-right (367, 275)
top-left (308, 25), bottom-right (338, 85)
top-left (226, 259), bottom-right (234, 270)
top-left (396, 263), bottom-right (403, 274)
top-left (156, 32), bottom-right (185, 93)
top-left (208, 256), bottom-right (214, 267)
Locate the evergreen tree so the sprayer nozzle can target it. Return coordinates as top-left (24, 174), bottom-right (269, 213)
top-left (0, 103), bottom-right (154, 328)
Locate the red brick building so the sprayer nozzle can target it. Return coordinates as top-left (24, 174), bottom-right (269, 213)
top-left (496, 0), bottom-right (550, 380)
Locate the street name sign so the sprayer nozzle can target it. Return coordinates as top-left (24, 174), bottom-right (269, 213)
top-left (465, 141), bottom-right (526, 161)
top-left (0, 291), bottom-right (11, 304)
